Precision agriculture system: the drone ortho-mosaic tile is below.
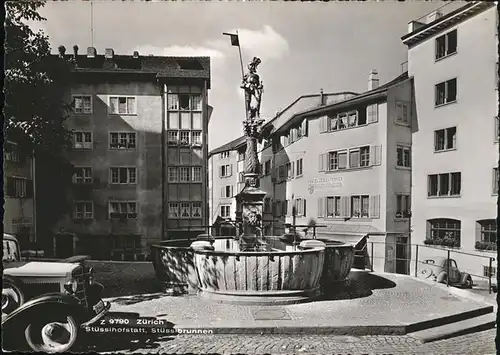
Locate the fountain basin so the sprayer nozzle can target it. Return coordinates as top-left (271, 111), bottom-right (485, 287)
top-left (151, 239), bottom-right (199, 294)
top-left (193, 237), bottom-right (325, 305)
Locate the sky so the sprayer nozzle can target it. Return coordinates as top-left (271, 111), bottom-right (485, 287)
top-left (31, 0), bottom-right (449, 150)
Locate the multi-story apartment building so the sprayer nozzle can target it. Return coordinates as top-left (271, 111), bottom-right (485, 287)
top-left (53, 47), bottom-right (211, 259)
top-left (3, 141), bottom-right (35, 247)
top-left (402, 2), bottom-right (498, 278)
top-left (209, 73), bottom-right (414, 274)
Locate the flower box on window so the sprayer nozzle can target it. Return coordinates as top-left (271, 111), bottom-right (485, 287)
top-left (128, 213), bottom-right (138, 219)
top-left (334, 211), bottom-right (341, 217)
top-left (475, 241), bottom-right (497, 251)
top-left (424, 237), bottom-right (460, 248)
top-left (353, 210), bottom-right (361, 218)
top-left (361, 210), bottom-right (369, 218)
top-left (395, 212), bottom-right (403, 218)
top-left (180, 140), bottom-right (189, 145)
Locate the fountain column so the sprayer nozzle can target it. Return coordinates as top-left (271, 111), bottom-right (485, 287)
top-left (234, 57), bottom-right (267, 249)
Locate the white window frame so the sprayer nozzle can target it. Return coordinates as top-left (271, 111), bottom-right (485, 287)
top-left (109, 201), bottom-right (138, 219)
top-left (192, 166), bottom-right (202, 182)
top-left (180, 202), bottom-right (191, 218)
top-left (296, 158), bottom-right (303, 177)
top-left (221, 164), bottom-right (231, 178)
top-left (74, 166), bottom-right (93, 184)
top-left (72, 95), bottom-right (93, 115)
top-left (435, 29), bottom-right (457, 60)
top-left (168, 202), bottom-right (179, 218)
top-left (493, 167), bottom-right (499, 195)
top-left (180, 167), bottom-right (191, 182)
top-left (349, 146), bottom-right (370, 168)
top-left (191, 202), bottom-right (202, 218)
top-left (396, 145), bottom-right (411, 168)
top-left (110, 167), bottom-right (137, 185)
top-left (167, 131), bottom-right (179, 145)
top-left (109, 132), bottom-right (136, 150)
top-left (74, 201), bottom-right (93, 219)
top-left (220, 205), bottom-right (231, 218)
top-left (73, 131), bottom-right (93, 150)
top-left (168, 167), bottom-right (178, 182)
top-left (428, 172), bottom-right (461, 197)
top-left (326, 196), bottom-right (342, 218)
top-left (351, 195), bottom-right (370, 218)
top-left (434, 127), bottom-right (457, 152)
top-left (396, 194), bottom-right (411, 218)
top-left (191, 131), bottom-right (202, 146)
top-left (328, 150), bottom-right (347, 171)
top-left (435, 78), bottom-right (457, 106)
top-left (109, 96), bottom-right (137, 115)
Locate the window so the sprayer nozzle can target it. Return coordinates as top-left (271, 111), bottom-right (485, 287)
top-left (109, 96), bottom-right (136, 115)
top-left (327, 110), bottom-right (365, 132)
top-left (220, 205), bottom-right (231, 218)
top-left (5, 177), bottom-right (33, 198)
top-left (483, 265), bottom-right (496, 278)
top-left (264, 197), bottom-right (271, 213)
top-left (74, 201), bottom-right (93, 219)
top-left (220, 152), bottom-right (230, 159)
top-left (283, 200), bottom-right (289, 216)
top-left (74, 167), bottom-right (92, 184)
top-left (427, 218), bottom-right (461, 247)
top-left (395, 102), bottom-right (409, 125)
top-left (168, 202), bottom-right (179, 218)
top-left (478, 220), bottom-right (497, 245)
top-left (73, 131), bottom-right (93, 149)
top-left (435, 29), bottom-right (457, 60)
top-left (73, 95), bottom-right (92, 114)
top-left (5, 142), bottom-right (20, 162)
top-left (192, 166), bottom-right (202, 182)
top-left (109, 201), bottom-right (137, 219)
top-left (435, 78), bottom-right (457, 106)
top-left (171, 94), bottom-right (200, 111)
top-left (168, 113), bottom-right (179, 129)
top-left (191, 202), bottom-right (202, 218)
top-left (428, 172), bottom-right (461, 197)
top-left (326, 196), bottom-right (341, 218)
top-left (221, 185), bottom-right (233, 198)
top-left (494, 168), bottom-right (499, 194)
top-left (168, 167), bottom-right (178, 182)
top-left (179, 131), bottom-right (190, 145)
top-left (351, 195), bottom-right (369, 218)
top-left (238, 151), bottom-right (245, 161)
top-left (167, 94), bottom-right (179, 110)
top-left (110, 167), bottom-right (137, 184)
top-left (285, 162), bottom-right (293, 179)
top-left (396, 146), bottom-right (411, 167)
top-left (179, 95), bottom-right (190, 110)
top-left (434, 127), bottom-right (456, 151)
top-left (295, 198), bottom-right (306, 216)
top-left (296, 158), bottom-right (303, 176)
top-left (496, 116), bottom-right (500, 142)
top-left (167, 131), bottom-right (178, 145)
top-left (192, 131), bottom-right (202, 145)
top-left (180, 167), bottom-right (190, 182)
top-left (349, 146), bottom-right (370, 168)
top-left (264, 160), bottom-right (271, 175)
top-left (328, 150), bottom-right (347, 170)
top-left (191, 95), bottom-right (202, 111)
top-left (109, 132), bottom-right (136, 149)
top-left (220, 164), bottom-right (232, 178)
top-left (396, 194), bottom-right (411, 218)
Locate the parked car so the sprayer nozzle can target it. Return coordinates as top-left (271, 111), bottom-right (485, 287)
top-left (418, 256), bottom-right (473, 288)
top-left (2, 234), bottom-right (111, 353)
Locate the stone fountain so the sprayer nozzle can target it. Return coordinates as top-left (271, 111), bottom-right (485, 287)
top-left (151, 56), bottom-right (355, 304)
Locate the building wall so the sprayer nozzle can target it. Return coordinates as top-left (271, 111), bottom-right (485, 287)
top-left (408, 6), bottom-right (498, 278)
top-left (208, 151), bottom-right (239, 224)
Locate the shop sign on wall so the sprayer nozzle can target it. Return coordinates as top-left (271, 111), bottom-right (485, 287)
top-left (308, 176), bottom-right (343, 194)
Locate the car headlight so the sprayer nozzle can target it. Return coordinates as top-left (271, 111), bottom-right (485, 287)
top-left (64, 279), bottom-right (78, 294)
top-left (88, 267), bottom-right (94, 284)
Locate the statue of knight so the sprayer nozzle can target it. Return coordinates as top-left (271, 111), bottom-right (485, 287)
top-left (241, 57), bottom-right (263, 121)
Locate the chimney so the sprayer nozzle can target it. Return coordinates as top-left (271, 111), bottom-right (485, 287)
top-left (426, 10), bottom-right (443, 24)
top-left (105, 48), bottom-right (114, 59)
top-left (368, 69), bottom-right (379, 91)
top-left (73, 45), bottom-right (79, 57)
top-left (133, 51), bottom-right (139, 58)
top-left (87, 47), bottom-right (96, 58)
top-left (319, 88), bottom-right (327, 106)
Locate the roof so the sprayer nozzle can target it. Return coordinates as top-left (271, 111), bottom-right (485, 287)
top-left (59, 53), bottom-right (211, 88)
top-left (267, 71), bottom-right (409, 135)
top-left (209, 135), bottom-right (246, 157)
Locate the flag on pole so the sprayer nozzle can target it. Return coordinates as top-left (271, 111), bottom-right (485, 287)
top-left (223, 32), bottom-right (240, 47)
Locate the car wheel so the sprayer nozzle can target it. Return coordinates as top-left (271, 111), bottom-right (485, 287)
top-left (24, 313), bottom-right (79, 353)
top-left (2, 276), bottom-right (25, 316)
top-left (419, 267), bottom-right (434, 279)
top-left (436, 272), bottom-right (447, 284)
top-left (464, 275), bottom-right (473, 289)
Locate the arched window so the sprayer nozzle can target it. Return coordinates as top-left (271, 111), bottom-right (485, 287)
top-left (426, 218), bottom-right (461, 248)
top-left (476, 219), bottom-right (497, 251)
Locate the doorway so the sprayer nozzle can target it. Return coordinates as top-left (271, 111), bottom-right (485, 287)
top-left (395, 235), bottom-right (409, 274)
top-left (55, 233), bottom-right (74, 258)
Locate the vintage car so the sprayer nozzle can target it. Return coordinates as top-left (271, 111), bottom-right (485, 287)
top-left (2, 233), bottom-right (111, 353)
top-left (418, 256), bottom-right (473, 288)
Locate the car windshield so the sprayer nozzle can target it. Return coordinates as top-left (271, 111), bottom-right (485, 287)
top-left (3, 240), bottom-right (20, 261)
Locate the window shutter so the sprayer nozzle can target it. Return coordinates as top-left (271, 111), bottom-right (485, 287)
top-left (220, 187), bottom-right (224, 198)
top-left (228, 164), bottom-right (233, 177)
top-left (495, 116), bottom-right (499, 142)
top-left (219, 166), bottom-right (222, 178)
top-left (319, 116), bottom-right (328, 133)
top-left (317, 197), bottom-right (325, 218)
top-left (302, 119), bottom-right (308, 136)
top-left (303, 199), bottom-right (307, 217)
top-left (370, 195), bottom-right (380, 219)
top-left (370, 145), bottom-right (382, 166)
top-left (475, 222), bottom-right (481, 243)
top-left (319, 153), bottom-right (325, 172)
top-left (230, 185), bottom-right (234, 197)
top-left (341, 196), bottom-right (350, 218)
top-left (291, 161), bottom-right (295, 178)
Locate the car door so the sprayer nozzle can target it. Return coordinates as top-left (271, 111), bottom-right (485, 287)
top-left (447, 259), bottom-right (460, 283)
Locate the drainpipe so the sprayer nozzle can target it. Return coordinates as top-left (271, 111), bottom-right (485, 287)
top-left (32, 151), bottom-right (37, 244)
top-left (409, 79), bottom-right (414, 276)
top-left (160, 79), bottom-right (166, 241)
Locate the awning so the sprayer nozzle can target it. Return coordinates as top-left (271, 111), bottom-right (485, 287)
top-left (314, 223), bottom-right (383, 248)
top-left (316, 232), bottom-right (367, 248)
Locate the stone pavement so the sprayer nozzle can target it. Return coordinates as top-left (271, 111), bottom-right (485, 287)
top-left (102, 271), bottom-right (492, 335)
top-left (90, 329), bottom-right (496, 354)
